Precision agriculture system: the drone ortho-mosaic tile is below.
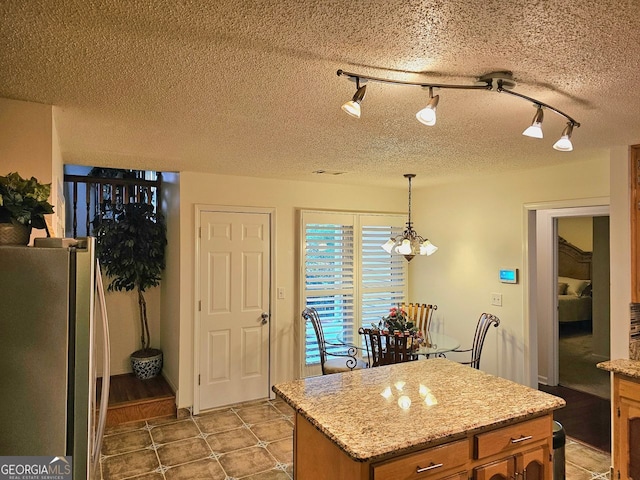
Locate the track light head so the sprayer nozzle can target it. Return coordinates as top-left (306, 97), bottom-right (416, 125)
top-left (553, 122), bottom-right (574, 152)
top-left (416, 88), bottom-right (439, 126)
top-left (341, 82), bottom-right (367, 118)
top-left (522, 106), bottom-right (544, 138)
top-left (337, 68), bottom-right (580, 151)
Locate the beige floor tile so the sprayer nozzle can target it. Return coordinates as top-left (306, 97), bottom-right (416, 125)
top-left (102, 429), bottom-right (153, 455)
top-left (235, 404), bottom-right (283, 425)
top-left (266, 438), bottom-right (293, 465)
top-left (156, 437), bottom-right (211, 467)
top-left (121, 473), bottom-right (164, 480)
top-left (566, 441), bottom-right (611, 474)
top-left (206, 427), bottom-right (258, 453)
top-left (104, 420), bottom-right (147, 436)
top-left (566, 462), bottom-right (597, 480)
top-left (270, 400), bottom-right (294, 417)
top-left (147, 414), bottom-right (181, 426)
top-left (250, 419), bottom-right (293, 443)
top-left (195, 409), bottom-right (244, 434)
top-left (101, 449), bottom-right (159, 480)
top-left (242, 469), bottom-right (291, 480)
top-left (164, 458), bottom-right (227, 480)
top-left (218, 446), bottom-right (277, 478)
top-left (150, 419), bottom-right (200, 444)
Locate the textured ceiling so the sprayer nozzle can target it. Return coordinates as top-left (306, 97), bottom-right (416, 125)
top-left (1, 0), bottom-right (639, 187)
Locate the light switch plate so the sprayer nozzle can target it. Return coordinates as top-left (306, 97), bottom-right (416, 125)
top-left (491, 293), bottom-right (502, 306)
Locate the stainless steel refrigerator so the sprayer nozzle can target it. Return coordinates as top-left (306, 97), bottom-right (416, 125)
top-left (0, 237), bottom-right (110, 480)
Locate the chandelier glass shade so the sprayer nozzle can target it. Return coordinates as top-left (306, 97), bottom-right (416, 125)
top-left (382, 174), bottom-right (438, 261)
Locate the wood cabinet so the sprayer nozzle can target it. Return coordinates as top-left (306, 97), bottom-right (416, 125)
top-left (631, 144), bottom-right (640, 302)
top-left (473, 417), bottom-right (550, 480)
top-left (294, 413), bottom-right (553, 480)
top-left (613, 374), bottom-right (640, 480)
top-left (473, 445), bottom-right (548, 480)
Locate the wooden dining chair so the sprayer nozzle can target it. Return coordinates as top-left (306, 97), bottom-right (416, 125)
top-left (358, 327), bottom-right (417, 367)
top-left (303, 307), bottom-right (368, 375)
top-left (452, 313), bottom-right (500, 369)
top-left (400, 303), bottom-right (438, 337)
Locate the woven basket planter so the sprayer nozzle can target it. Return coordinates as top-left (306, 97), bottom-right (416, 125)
top-left (0, 223), bottom-right (31, 246)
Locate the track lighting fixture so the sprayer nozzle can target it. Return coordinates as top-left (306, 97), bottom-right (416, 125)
top-left (522, 106), bottom-right (544, 138)
top-left (341, 77), bottom-right (367, 118)
top-left (553, 122), bottom-right (574, 152)
top-left (416, 87), bottom-right (440, 126)
top-left (336, 69), bottom-right (581, 151)
top-left (382, 174), bottom-right (437, 262)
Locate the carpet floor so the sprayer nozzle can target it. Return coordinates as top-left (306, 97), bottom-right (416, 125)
top-left (559, 328), bottom-right (610, 399)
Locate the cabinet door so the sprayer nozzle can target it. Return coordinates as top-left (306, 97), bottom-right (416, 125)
top-left (473, 457), bottom-right (515, 480)
top-left (518, 445), bottom-right (550, 480)
top-left (619, 397), bottom-right (640, 480)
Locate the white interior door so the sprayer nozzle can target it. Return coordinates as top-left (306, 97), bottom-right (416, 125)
top-left (197, 210), bottom-right (271, 411)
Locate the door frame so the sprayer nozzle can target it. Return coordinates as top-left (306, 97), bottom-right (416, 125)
top-left (523, 197), bottom-right (609, 388)
top-left (193, 204), bottom-right (277, 414)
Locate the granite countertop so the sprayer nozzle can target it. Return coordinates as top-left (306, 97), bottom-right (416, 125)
top-left (597, 358), bottom-right (640, 378)
top-left (272, 358), bottom-right (565, 462)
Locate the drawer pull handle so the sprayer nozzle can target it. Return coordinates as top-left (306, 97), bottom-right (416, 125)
top-left (416, 462), bottom-right (443, 473)
top-left (510, 435), bottom-right (533, 444)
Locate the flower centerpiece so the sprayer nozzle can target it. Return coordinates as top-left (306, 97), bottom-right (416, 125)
top-left (374, 307), bottom-right (424, 349)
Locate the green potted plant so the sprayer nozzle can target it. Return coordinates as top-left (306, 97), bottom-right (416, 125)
top-left (94, 202), bottom-right (167, 379)
top-left (0, 172), bottom-right (55, 245)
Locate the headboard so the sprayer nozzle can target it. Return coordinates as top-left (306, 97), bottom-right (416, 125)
top-left (558, 236), bottom-right (592, 280)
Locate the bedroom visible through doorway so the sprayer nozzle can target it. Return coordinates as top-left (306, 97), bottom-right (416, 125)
top-left (557, 216), bottom-right (610, 399)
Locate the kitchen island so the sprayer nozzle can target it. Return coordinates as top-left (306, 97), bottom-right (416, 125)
top-left (273, 358), bottom-right (565, 480)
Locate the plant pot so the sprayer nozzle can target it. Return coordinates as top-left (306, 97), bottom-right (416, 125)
top-left (0, 223), bottom-right (31, 246)
top-left (131, 348), bottom-right (163, 380)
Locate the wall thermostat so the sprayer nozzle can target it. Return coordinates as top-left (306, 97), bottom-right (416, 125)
top-left (499, 268), bottom-right (518, 284)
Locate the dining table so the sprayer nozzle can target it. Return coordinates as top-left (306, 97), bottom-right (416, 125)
top-left (415, 331), bottom-right (460, 357)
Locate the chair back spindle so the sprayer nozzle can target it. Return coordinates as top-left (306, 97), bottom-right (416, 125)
top-left (358, 328), bottom-right (416, 367)
top-left (400, 303), bottom-right (438, 337)
top-left (455, 313), bottom-right (500, 369)
top-left (303, 307), bottom-right (366, 375)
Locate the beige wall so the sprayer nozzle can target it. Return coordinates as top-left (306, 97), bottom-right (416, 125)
top-left (410, 158), bottom-right (610, 385)
top-left (558, 217), bottom-right (593, 251)
top-left (172, 173), bottom-right (408, 408)
top-left (0, 97), bottom-right (63, 240)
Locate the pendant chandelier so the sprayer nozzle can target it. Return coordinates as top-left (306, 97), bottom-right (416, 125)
top-left (382, 174), bottom-right (438, 261)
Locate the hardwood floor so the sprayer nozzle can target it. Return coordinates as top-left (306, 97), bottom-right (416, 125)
top-left (539, 383), bottom-right (611, 452)
top-left (98, 373), bottom-right (177, 426)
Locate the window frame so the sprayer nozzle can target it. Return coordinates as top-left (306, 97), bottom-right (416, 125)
top-left (299, 209), bottom-right (408, 377)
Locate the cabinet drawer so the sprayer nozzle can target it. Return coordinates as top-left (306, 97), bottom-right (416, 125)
top-left (474, 416), bottom-right (550, 460)
top-left (372, 439), bottom-right (469, 480)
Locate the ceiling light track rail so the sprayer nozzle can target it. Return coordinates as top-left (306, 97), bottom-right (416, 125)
top-left (336, 69), bottom-right (581, 152)
top-left (336, 69), bottom-right (491, 91)
top-left (496, 80), bottom-right (580, 127)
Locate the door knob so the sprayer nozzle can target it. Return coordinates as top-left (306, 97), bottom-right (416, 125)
top-left (261, 312), bottom-right (269, 325)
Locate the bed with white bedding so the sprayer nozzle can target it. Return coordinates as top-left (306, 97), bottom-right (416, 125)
top-left (557, 237), bottom-right (592, 324)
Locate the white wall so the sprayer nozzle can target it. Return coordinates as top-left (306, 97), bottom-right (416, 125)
top-left (610, 147), bottom-right (631, 361)
top-left (172, 172), bottom-right (408, 408)
top-left (409, 158), bottom-right (610, 385)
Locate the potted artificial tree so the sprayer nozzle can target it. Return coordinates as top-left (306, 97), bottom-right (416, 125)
top-left (0, 172), bottom-right (55, 245)
top-left (94, 202), bottom-right (167, 379)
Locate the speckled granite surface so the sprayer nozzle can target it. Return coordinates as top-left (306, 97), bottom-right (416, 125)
top-left (272, 359), bottom-right (565, 462)
top-left (597, 358), bottom-right (640, 378)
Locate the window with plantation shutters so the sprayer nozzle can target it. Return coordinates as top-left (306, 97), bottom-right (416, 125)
top-left (300, 211), bottom-right (407, 377)
top-left (360, 218), bottom-right (406, 332)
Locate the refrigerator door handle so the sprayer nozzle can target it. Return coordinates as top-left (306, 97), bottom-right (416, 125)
top-left (92, 261), bottom-right (111, 470)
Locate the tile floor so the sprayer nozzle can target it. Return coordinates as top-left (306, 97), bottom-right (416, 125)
top-left (100, 399), bottom-right (611, 480)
